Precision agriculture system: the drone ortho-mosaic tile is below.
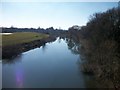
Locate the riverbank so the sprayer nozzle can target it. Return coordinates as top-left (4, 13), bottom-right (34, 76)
top-left (2, 32), bottom-right (49, 47)
top-left (67, 7), bottom-right (120, 89)
top-left (2, 32), bottom-right (56, 59)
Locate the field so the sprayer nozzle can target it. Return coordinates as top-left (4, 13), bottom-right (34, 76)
top-left (2, 32), bottom-right (49, 47)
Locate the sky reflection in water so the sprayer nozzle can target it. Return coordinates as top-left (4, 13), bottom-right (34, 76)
top-left (2, 38), bottom-right (86, 88)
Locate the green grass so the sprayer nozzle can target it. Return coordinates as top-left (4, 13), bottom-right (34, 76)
top-left (2, 32), bottom-right (49, 47)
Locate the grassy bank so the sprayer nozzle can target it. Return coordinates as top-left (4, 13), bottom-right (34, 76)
top-left (2, 32), bottom-right (49, 47)
top-left (2, 32), bottom-right (56, 59)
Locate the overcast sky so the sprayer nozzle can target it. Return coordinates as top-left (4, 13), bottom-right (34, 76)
top-left (1, 2), bottom-right (118, 29)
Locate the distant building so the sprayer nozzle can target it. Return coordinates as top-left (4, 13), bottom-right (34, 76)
top-left (69, 25), bottom-right (81, 30)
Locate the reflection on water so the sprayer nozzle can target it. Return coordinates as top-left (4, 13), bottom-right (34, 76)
top-left (41, 43), bottom-right (47, 53)
top-left (58, 37), bottom-right (62, 43)
top-left (15, 65), bottom-right (24, 88)
top-left (65, 38), bottom-right (80, 55)
top-left (66, 37), bottom-right (103, 88)
top-left (0, 60), bottom-right (2, 90)
top-left (2, 55), bottom-right (22, 64)
top-left (2, 37), bottom-right (96, 88)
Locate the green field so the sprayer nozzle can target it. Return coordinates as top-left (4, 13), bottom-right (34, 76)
top-left (2, 32), bottom-right (49, 47)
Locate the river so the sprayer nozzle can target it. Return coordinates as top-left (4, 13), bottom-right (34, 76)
top-left (2, 37), bottom-right (96, 88)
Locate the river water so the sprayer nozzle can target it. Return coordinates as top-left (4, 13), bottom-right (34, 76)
top-left (2, 37), bottom-right (95, 88)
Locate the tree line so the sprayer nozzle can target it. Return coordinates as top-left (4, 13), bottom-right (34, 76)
top-left (68, 6), bottom-right (120, 89)
top-left (1, 26), bottom-right (68, 37)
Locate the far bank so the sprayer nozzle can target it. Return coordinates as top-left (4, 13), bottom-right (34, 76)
top-left (2, 32), bottom-right (56, 59)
